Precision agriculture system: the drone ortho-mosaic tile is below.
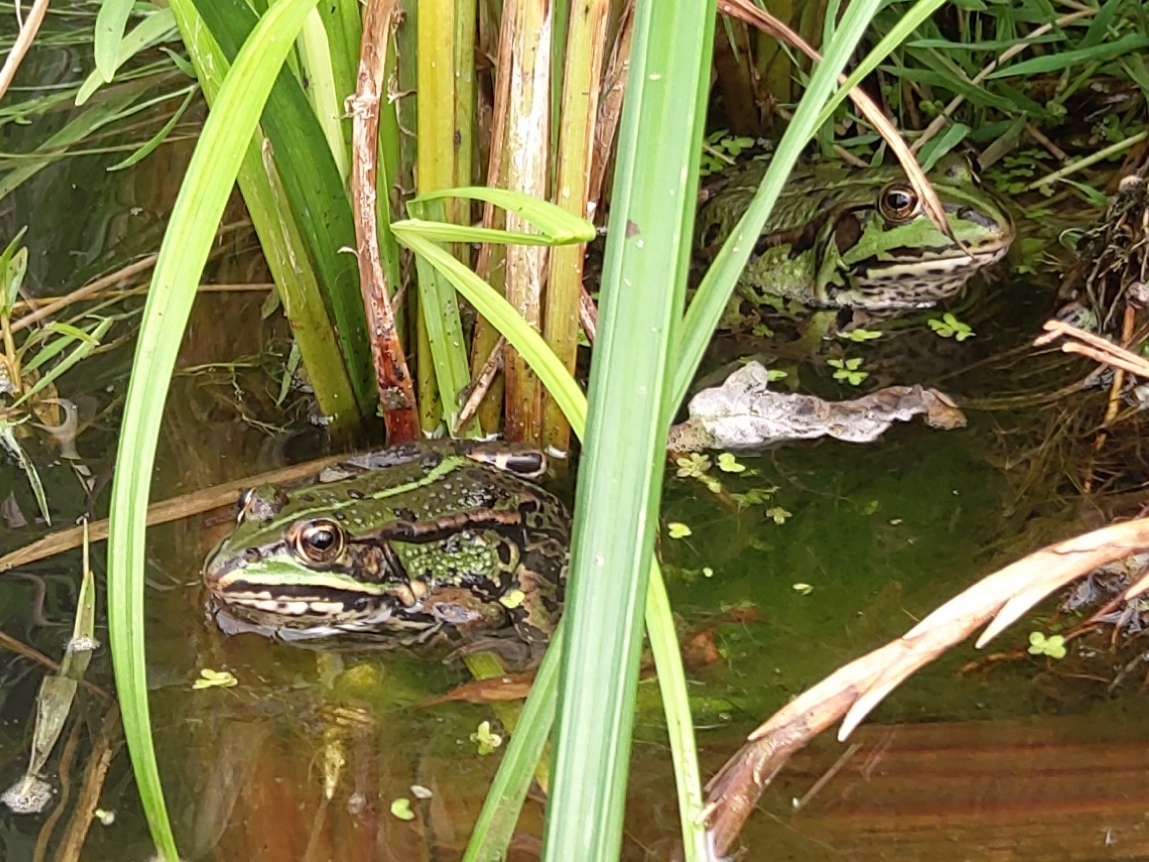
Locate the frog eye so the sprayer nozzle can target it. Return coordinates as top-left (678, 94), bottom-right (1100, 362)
top-left (878, 183), bottom-right (920, 223)
top-left (292, 519), bottom-right (346, 564)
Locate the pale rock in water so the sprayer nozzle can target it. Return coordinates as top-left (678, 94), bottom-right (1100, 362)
top-left (667, 361), bottom-right (966, 453)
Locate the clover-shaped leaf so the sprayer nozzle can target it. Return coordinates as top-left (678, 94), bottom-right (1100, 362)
top-left (766, 506), bottom-right (792, 525)
top-left (827, 357), bottom-right (868, 385)
top-left (1027, 631), bottom-right (1066, 659)
top-left (717, 453), bottom-right (746, 473)
top-left (675, 453), bottom-right (711, 478)
top-left (928, 312), bottom-right (975, 341)
top-left (839, 327), bottom-right (882, 343)
top-left (667, 522), bottom-right (692, 539)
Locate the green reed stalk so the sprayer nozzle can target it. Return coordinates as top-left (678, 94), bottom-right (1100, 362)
top-left (501, 0), bottom-right (551, 443)
top-left (541, 0), bottom-right (715, 859)
top-left (170, 0), bottom-right (361, 429)
top-left (541, 0), bottom-right (609, 455)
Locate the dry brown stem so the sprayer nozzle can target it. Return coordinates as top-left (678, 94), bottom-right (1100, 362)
top-left (350, 0), bottom-right (420, 443)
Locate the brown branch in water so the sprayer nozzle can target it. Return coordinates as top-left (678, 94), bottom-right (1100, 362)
top-left (717, 0), bottom-right (948, 239)
top-left (703, 516), bottom-right (1149, 857)
top-left (0, 454), bottom-right (345, 574)
top-left (1035, 318), bottom-right (1149, 379)
top-left (11, 255), bottom-right (158, 334)
top-left (52, 704), bottom-right (121, 862)
top-left (349, 0), bottom-right (420, 444)
top-left (0, 0), bottom-right (51, 103)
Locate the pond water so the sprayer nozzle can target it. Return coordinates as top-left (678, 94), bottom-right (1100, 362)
top-left (2, 58), bottom-right (1149, 862)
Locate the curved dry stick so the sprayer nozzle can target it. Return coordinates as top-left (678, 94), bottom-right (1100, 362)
top-left (349, 0), bottom-right (420, 444)
top-left (717, 0), bottom-right (947, 237)
top-left (703, 516), bottom-right (1149, 858)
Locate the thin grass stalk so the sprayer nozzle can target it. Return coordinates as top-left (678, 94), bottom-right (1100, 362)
top-left (169, 0), bottom-right (362, 430)
top-left (468, 0), bottom-right (517, 434)
top-left (351, 0), bottom-right (420, 442)
top-left (502, 0), bottom-right (551, 443)
top-left (318, 0), bottom-right (361, 154)
top-left (542, 0), bottom-right (714, 859)
top-left (107, 3), bottom-right (321, 858)
top-left (540, 0), bottom-right (608, 455)
top-left (461, 626), bottom-right (563, 862)
top-left (547, 0), bottom-right (567, 168)
top-left (645, 559), bottom-right (708, 858)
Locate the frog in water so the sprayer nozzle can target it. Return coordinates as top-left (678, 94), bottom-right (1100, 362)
top-left (202, 440), bottom-right (569, 664)
top-left (695, 156), bottom-right (1015, 325)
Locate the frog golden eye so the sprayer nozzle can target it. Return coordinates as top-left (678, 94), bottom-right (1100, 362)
top-left (292, 520), bottom-right (346, 564)
top-left (878, 184), bottom-right (920, 223)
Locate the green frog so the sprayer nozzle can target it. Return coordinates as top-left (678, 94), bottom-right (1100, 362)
top-left (202, 440), bottom-right (569, 664)
top-left (695, 157), bottom-right (1014, 317)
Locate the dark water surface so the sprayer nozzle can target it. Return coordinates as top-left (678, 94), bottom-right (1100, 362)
top-left (2, 62), bottom-right (1147, 862)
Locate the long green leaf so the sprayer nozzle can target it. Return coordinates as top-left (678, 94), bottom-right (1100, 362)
top-left (94, 0), bottom-right (137, 81)
top-left (78, 8), bottom-right (178, 105)
top-left (987, 32), bottom-right (1149, 78)
top-left (390, 228), bottom-right (586, 434)
top-left (542, 0), bottom-right (714, 858)
top-left (412, 187), bottom-right (598, 241)
top-left (810, 0), bottom-right (949, 131)
top-left (105, 1), bottom-right (320, 858)
top-left (462, 625), bottom-right (564, 862)
top-left (13, 318), bottom-right (113, 407)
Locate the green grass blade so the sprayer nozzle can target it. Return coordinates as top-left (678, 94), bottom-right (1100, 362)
top-left (986, 31), bottom-right (1149, 79)
top-left (105, 1), bottom-right (320, 858)
top-left (106, 85), bottom-right (198, 171)
top-left (169, 0), bottom-right (361, 428)
top-left (0, 423), bottom-right (51, 526)
top-left (645, 559), bottom-right (707, 857)
top-left (405, 199), bottom-right (477, 435)
top-left (462, 625), bottom-right (564, 862)
top-left (810, 0), bottom-right (949, 132)
top-left (78, 7), bottom-right (178, 104)
top-left (94, 0), bottom-right (137, 81)
top-left (0, 90), bottom-right (142, 203)
top-left (12, 318), bottom-right (113, 407)
top-left (412, 187), bottom-right (597, 241)
top-left (542, 0), bottom-right (714, 859)
top-left (390, 227), bottom-right (586, 435)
